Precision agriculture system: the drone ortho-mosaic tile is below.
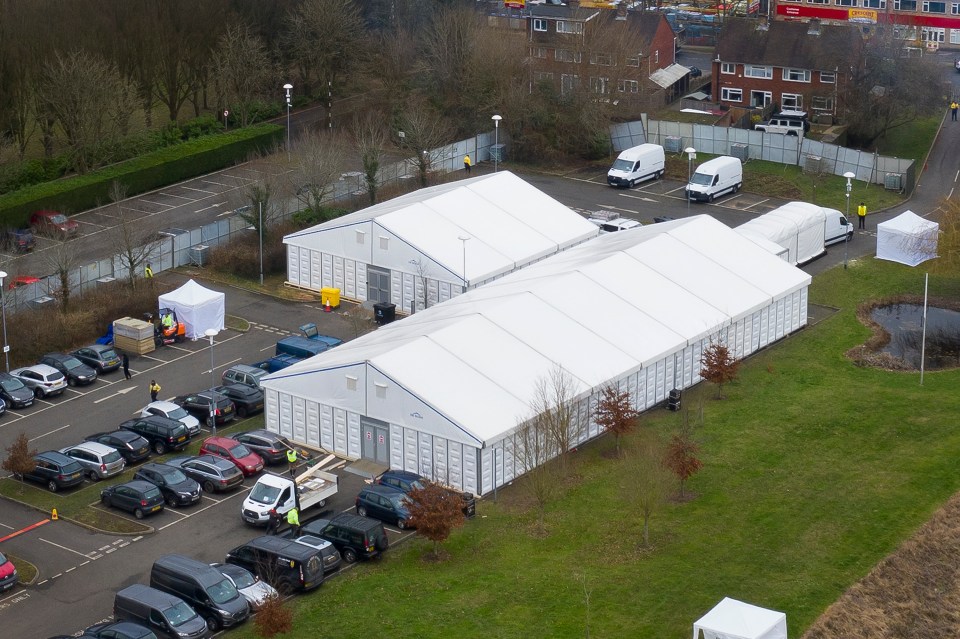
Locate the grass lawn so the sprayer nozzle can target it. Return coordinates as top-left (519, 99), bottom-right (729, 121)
top-left (224, 257), bottom-right (960, 639)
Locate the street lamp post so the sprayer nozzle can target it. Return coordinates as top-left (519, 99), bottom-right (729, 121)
top-left (0, 270), bottom-right (8, 372)
top-left (205, 328), bottom-right (219, 435)
top-left (684, 147), bottom-right (697, 215)
top-left (843, 171), bottom-right (855, 270)
top-left (458, 235), bottom-right (470, 294)
top-left (258, 202), bottom-right (264, 286)
top-left (491, 114), bottom-right (502, 172)
top-left (283, 83), bottom-right (293, 162)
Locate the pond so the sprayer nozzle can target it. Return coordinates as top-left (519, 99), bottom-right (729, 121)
top-left (870, 304), bottom-right (960, 370)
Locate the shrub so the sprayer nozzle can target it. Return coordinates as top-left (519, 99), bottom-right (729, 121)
top-left (207, 228), bottom-right (289, 280)
top-left (253, 594), bottom-right (293, 638)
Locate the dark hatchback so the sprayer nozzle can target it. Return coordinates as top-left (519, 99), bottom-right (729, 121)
top-left (355, 484), bottom-right (413, 529)
top-left (0, 372), bottom-right (35, 409)
top-left (85, 430), bottom-right (151, 464)
top-left (21, 451), bottom-right (84, 492)
top-left (39, 352), bottom-right (98, 386)
top-left (172, 391), bottom-right (235, 426)
top-left (84, 621), bottom-right (158, 639)
top-left (119, 415), bottom-right (190, 455)
top-left (166, 455), bottom-right (244, 493)
top-left (233, 429), bottom-right (312, 466)
top-left (212, 384), bottom-right (264, 418)
top-left (72, 344), bottom-right (122, 373)
top-left (376, 469), bottom-right (476, 517)
top-left (133, 462), bottom-right (202, 507)
top-left (101, 480), bottom-right (165, 519)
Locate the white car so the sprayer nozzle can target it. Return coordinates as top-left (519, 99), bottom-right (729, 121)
top-left (210, 562), bottom-right (277, 611)
top-left (141, 400), bottom-right (201, 437)
top-left (10, 364), bottom-right (67, 398)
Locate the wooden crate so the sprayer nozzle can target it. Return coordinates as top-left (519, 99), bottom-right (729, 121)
top-left (114, 317), bottom-right (154, 341)
top-left (114, 334), bottom-right (155, 355)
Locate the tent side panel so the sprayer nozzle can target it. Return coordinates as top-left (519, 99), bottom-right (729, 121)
top-left (464, 447), bottom-right (479, 496)
top-left (286, 246), bottom-right (300, 287)
top-left (305, 400), bottom-right (320, 449)
top-left (418, 431), bottom-right (434, 480)
top-left (278, 393), bottom-right (293, 439)
top-left (320, 404), bottom-right (334, 451)
top-left (347, 411), bottom-right (361, 459)
top-left (310, 250), bottom-right (321, 290)
top-left (334, 408), bottom-right (348, 455)
top-left (433, 437), bottom-right (449, 487)
top-left (448, 441), bottom-right (464, 492)
top-left (265, 389), bottom-right (280, 433)
top-left (292, 396), bottom-right (307, 444)
top-left (404, 429), bottom-right (418, 470)
top-left (322, 253), bottom-right (333, 291)
top-left (402, 273), bottom-right (415, 314)
top-left (389, 424), bottom-right (404, 469)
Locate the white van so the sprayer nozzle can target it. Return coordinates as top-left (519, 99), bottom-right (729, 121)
top-left (821, 207), bottom-right (853, 246)
top-left (685, 156), bottom-right (743, 203)
top-left (607, 143), bottom-right (665, 188)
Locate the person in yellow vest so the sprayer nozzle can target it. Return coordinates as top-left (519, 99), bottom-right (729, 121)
top-left (286, 507), bottom-right (300, 536)
top-left (287, 447), bottom-right (298, 477)
top-left (149, 380), bottom-right (161, 402)
top-left (463, 154), bottom-right (472, 175)
top-left (952, 100), bottom-right (959, 122)
top-left (144, 263), bottom-right (154, 278)
top-left (857, 201), bottom-right (867, 230)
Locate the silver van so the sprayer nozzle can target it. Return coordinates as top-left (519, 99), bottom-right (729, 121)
top-left (59, 441), bottom-right (125, 480)
top-left (150, 554), bottom-right (249, 632)
top-left (114, 584), bottom-right (210, 639)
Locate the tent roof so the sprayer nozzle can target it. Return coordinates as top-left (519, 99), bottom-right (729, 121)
top-left (877, 210), bottom-right (938, 234)
top-left (693, 597), bottom-right (787, 639)
top-left (876, 210), bottom-right (940, 267)
top-left (283, 171), bottom-right (598, 282)
top-left (158, 279), bottom-right (223, 305)
top-left (264, 215), bottom-right (810, 445)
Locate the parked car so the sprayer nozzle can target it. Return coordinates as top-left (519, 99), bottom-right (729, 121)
top-left (113, 584), bottom-right (209, 639)
top-left (0, 550), bottom-right (18, 592)
top-left (141, 401), bottom-right (200, 437)
top-left (149, 554), bottom-right (250, 631)
top-left (0, 397), bottom-right (6, 418)
top-left (298, 513), bottom-right (389, 563)
top-left (11, 364), bottom-right (67, 398)
top-left (166, 455), bottom-right (244, 493)
top-left (85, 430), bottom-right (151, 464)
top-left (84, 621), bottom-right (158, 639)
top-left (59, 442), bottom-right (125, 481)
top-left (2, 228), bottom-right (35, 253)
top-left (355, 484), bottom-right (413, 529)
top-left (19, 451), bottom-right (84, 492)
top-left (376, 469), bottom-right (476, 517)
top-left (100, 480), bottom-right (165, 519)
top-left (290, 535), bottom-right (343, 574)
top-left (119, 415), bottom-right (190, 455)
top-left (209, 563), bottom-right (277, 612)
top-left (220, 364), bottom-right (268, 389)
top-left (72, 344), bottom-right (122, 373)
top-left (211, 384), bottom-right (264, 418)
top-left (232, 430), bottom-right (312, 466)
top-left (30, 210), bottom-right (79, 237)
top-left (133, 462), bottom-right (202, 507)
top-left (171, 391), bottom-right (235, 426)
top-left (198, 436), bottom-right (263, 477)
top-left (7, 275), bottom-right (40, 290)
top-left (687, 65), bottom-right (702, 77)
top-left (38, 352), bottom-right (98, 386)
top-left (0, 372), bottom-right (36, 409)
top-left (224, 536), bottom-right (325, 594)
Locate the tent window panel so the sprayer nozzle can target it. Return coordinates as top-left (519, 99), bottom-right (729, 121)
top-left (375, 382), bottom-right (387, 399)
top-left (379, 236), bottom-right (389, 250)
top-left (356, 230), bottom-right (366, 244)
top-left (346, 375), bottom-right (358, 391)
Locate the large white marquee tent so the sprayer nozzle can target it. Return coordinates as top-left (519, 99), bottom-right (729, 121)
top-left (262, 215), bottom-right (811, 495)
top-left (283, 171), bottom-right (598, 312)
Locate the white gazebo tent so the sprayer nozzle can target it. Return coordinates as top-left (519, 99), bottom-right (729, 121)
top-left (157, 279), bottom-right (225, 339)
top-left (876, 210), bottom-right (939, 266)
top-left (693, 597), bottom-right (787, 639)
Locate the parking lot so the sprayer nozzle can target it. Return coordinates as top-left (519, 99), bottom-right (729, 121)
top-left (0, 274), bottom-right (414, 639)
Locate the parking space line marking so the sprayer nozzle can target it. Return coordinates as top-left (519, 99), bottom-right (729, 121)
top-left (52, 573), bottom-right (62, 579)
top-left (39, 537), bottom-right (95, 558)
top-left (89, 553), bottom-right (102, 560)
top-left (79, 561), bottom-right (90, 567)
top-left (138, 199), bottom-right (174, 208)
top-left (65, 567), bottom-right (76, 573)
top-left (132, 536), bottom-right (143, 542)
top-left (0, 522), bottom-right (13, 530)
top-left (29, 424), bottom-right (70, 442)
top-left (182, 186), bottom-right (216, 194)
top-left (139, 354), bottom-right (166, 362)
top-left (0, 518), bottom-right (50, 542)
top-left (157, 192), bottom-right (195, 201)
top-left (33, 397), bottom-right (56, 407)
top-left (36, 580), bottom-right (48, 586)
top-left (105, 548), bottom-right (116, 554)
top-left (166, 345), bottom-right (192, 353)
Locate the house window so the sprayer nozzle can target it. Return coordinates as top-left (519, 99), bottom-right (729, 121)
top-left (555, 48), bottom-right (581, 63)
top-left (951, 28), bottom-right (960, 42)
top-left (618, 79), bottom-right (639, 93)
top-left (535, 71), bottom-right (554, 82)
top-left (781, 93), bottom-right (803, 109)
top-left (721, 87), bottom-right (743, 102)
top-left (533, 18), bottom-right (547, 32)
top-left (721, 62), bottom-right (736, 74)
top-left (953, 2), bottom-right (960, 13)
top-left (626, 55), bottom-right (640, 67)
top-left (590, 76), bottom-right (610, 93)
top-left (812, 95), bottom-right (834, 112)
top-left (560, 74), bottom-right (580, 94)
top-left (895, 0), bottom-right (918, 8)
top-left (894, 24), bottom-right (918, 39)
top-left (557, 21), bottom-right (584, 34)
top-left (923, 0), bottom-right (947, 11)
top-left (819, 70), bottom-right (836, 83)
top-left (744, 65), bottom-right (773, 79)
top-left (783, 68), bottom-right (811, 82)
top-left (533, 47), bottom-right (548, 59)
top-left (836, 0), bottom-right (856, 6)
top-left (346, 375), bottom-right (358, 391)
top-left (862, 0), bottom-right (885, 6)
top-left (750, 90), bottom-right (773, 107)
top-left (923, 26), bottom-right (946, 41)
top-left (590, 52), bottom-right (613, 66)
top-left (809, 0), bottom-right (828, 4)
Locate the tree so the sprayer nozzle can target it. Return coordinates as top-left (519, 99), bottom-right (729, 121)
top-left (3, 433), bottom-right (37, 494)
top-left (397, 100), bottom-right (453, 187)
top-left (621, 430), bottom-right (672, 547)
top-left (104, 182), bottom-right (158, 292)
top-left (252, 594), bottom-right (292, 639)
top-left (289, 129), bottom-right (347, 220)
top-left (932, 198), bottom-right (960, 276)
top-left (594, 385), bottom-right (639, 457)
top-left (282, 0), bottom-right (366, 97)
top-left (352, 110), bottom-right (387, 205)
top-left (44, 234), bottom-right (80, 312)
top-left (700, 341), bottom-right (740, 399)
top-left (343, 302), bottom-right (375, 339)
top-left (532, 366), bottom-right (579, 475)
top-left (238, 169), bottom-right (287, 239)
top-left (405, 482), bottom-right (465, 558)
top-left (212, 25), bottom-right (276, 127)
top-left (421, 5), bottom-right (485, 110)
top-left (663, 423), bottom-right (703, 500)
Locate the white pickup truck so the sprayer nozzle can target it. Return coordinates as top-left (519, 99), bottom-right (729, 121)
top-left (241, 463), bottom-right (339, 526)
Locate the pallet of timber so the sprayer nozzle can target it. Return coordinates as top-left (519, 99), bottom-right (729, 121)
top-left (114, 333), bottom-right (155, 355)
top-left (113, 317), bottom-right (154, 341)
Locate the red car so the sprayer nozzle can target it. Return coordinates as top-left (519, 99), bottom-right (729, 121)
top-left (7, 275), bottom-right (40, 290)
top-left (30, 210), bottom-right (79, 237)
top-left (199, 436), bottom-right (264, 477)
top-left (0, 551), bottom-right (18, 592)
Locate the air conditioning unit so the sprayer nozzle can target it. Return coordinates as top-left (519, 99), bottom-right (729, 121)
top-left (664, 136), bottom-right (683, 153)
top-left (884, 173), bottom-right (903, 191)
top-left (190, 245), bottom-right (210, 267)
top-left (802, 155), bottom-right (823, 175)
top-left (730, 143), bottom-right (749, 162)
top-left (96, 277), bottom-right (117, 287)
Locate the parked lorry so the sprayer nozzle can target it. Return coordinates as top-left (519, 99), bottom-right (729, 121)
top-left (606, 143), bottom-right (665, 188)
top-left (241, 465), bottom-right (339, 526)
top-left (735, 201), bottom-right (851, 266)
top-left (685, 156), bottom-right (742, 203)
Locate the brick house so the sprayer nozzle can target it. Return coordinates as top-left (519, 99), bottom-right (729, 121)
top-left (713, 17), bottom-right (864, 120)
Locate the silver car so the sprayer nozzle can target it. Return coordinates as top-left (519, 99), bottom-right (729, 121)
top-left (11, 364), bottom-right (67, 398)
top-left (141, 400), bottom-right (201, 437)
top-left (59, 441), bottom-right (125, 481)
top-left (210, 562), bottom-right (277, 611)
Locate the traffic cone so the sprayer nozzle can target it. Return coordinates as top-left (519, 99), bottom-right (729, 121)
top-left (324, 297), bottom-right (332, 313)
top-left (51, 508), bottom-right (58, 521)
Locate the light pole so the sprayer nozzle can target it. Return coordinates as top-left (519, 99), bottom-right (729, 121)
top-left (258, 201), bottom-right (264, 286)
top-left (458, 235), bottom-right (470, 294)
top-left (843, 171), bottom-right (855, 270)
top-left (684, 146), bottom-right (697, 215)
top-left (0, 270), bottom-right (8, 372)
top-left (491, 114), bottom-right (502, 172)
top-left (205, 328), bottom-right (219, 435)
top-left (283, 83), bottom-right (293, 162)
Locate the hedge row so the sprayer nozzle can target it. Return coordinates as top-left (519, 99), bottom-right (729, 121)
top-left (0, 123), bottom-right (285, 228)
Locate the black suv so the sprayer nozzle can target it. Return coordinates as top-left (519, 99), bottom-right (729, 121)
top-left (376, 469), bottom-right (476, 517)
top-left (119, 415), bottom-right (190, 455)
top-left (85, 430), bottom-right (152, 464)
top-left (166, 455), bottom-right (244, 493)
top-left (298, 513), bottom-right (389, 563)
top-left (20, 451), bottom-right (84, 492)
top-left (225, 536), bottom-right (325, 594)
top-left (133, 462), bottom-right (202, 507)
top-left (212, 384), bottom-right (264, 418)
top-left (0, 372), bottom-right (35, 409)
top-left (39, 352), bottom-right (98, 386)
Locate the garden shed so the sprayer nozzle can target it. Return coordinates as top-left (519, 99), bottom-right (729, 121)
top-left (283, 171), bottom-right (599, 312)
top-left (262, 215), bottom-right (811, 496)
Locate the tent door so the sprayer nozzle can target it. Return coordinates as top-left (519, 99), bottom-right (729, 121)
top-left (367, 266), bottom-right (391, 303)
top-left (361, 417), bottom-right (390, 465)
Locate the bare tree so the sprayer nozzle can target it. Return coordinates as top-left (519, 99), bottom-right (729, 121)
top-left (3, 432), bottom-right (37, 494)
top-left (594, 385), bottom-right (639, 458)
top-left (238, 169), bottom-right (287, 239)
top-left (533, 366), bottom-right (579, 474)
top-left (289, 129), bottom-right (347, 220)
top-left (343, 302), bottom-right (375, 339)
top-left (933, 198), bottom-right (960, 277)
top-left (104, 182), bottom-right (159, 292)
top-left (397, 100), bottom-right (453, 187)
top-left (44, 234), bottom-right (80, 312)
top-left (212, 25), bottom-right (276, 127)
top-left (621, 430), bottom-right (672, 547)
top-left (282, 0), bottom-right (366, 97)
top-left (406, 482), bottom-right (465, 559)
top-left (700, 340), bottom-right (740, 399)
top-left (352, 111), bottom-right (388, 205)
top-left (252, 594), bottom-right (293, 639)
top-left (411, 259), bottom-right (431, 313)
top-left (421, 5), bottom-right (485, 109)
